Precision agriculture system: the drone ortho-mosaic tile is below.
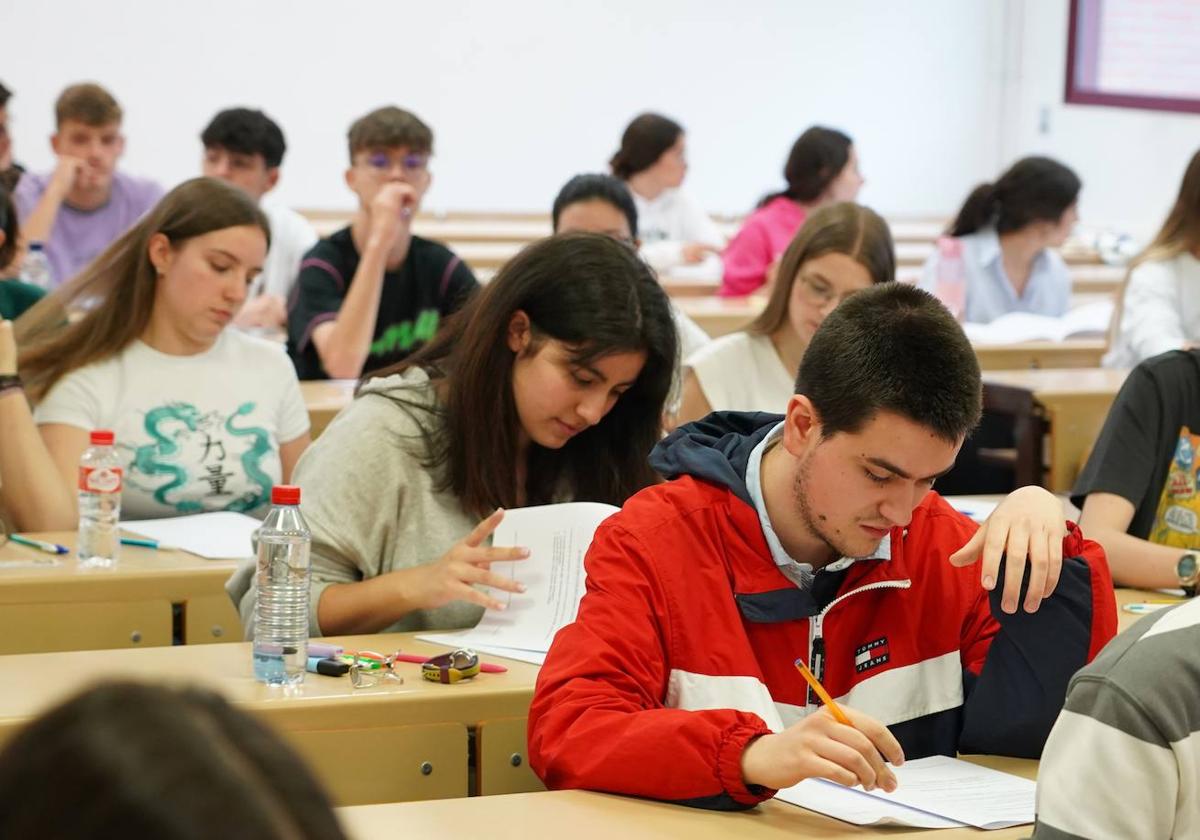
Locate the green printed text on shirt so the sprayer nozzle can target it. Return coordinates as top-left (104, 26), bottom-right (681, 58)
top-left (370, 309), bottom-right (439, 357)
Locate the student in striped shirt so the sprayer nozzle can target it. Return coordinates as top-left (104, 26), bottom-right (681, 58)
top-left (1032, 598), bottom-right (1200, 839)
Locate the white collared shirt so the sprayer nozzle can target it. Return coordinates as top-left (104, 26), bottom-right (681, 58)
top-left (745, 421), bottom-right (890, 590)
top-left (920, 228), bottom-right (1071, 325)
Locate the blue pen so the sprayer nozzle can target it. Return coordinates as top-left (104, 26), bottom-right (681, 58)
top-left (10, 534), bottom-right (69, 555)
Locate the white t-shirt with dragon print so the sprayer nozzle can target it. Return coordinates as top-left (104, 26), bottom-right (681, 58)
top-left (36, 331), bottom-right (310, 520)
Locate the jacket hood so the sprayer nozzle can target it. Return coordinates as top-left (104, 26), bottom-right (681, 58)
top-left (650, 412), bottom-right (783, 508)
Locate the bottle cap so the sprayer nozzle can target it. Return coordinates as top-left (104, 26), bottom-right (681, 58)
top-left (90, 430), bottom-right (115, 445)
top-left (272, 485), bottom-right (301, 505)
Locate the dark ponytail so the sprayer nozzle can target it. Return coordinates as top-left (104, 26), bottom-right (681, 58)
top-left (948, 156), bottom-right (1081, 237)
top-left (758, 126), bottom-right (853, 209)
top-left (610, 113), bottom-right (684, 180)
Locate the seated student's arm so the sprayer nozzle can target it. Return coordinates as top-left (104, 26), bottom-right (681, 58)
top-left (278, 435), bottom-right (310, 484)
top-left (947, 487), bottom-right (1117, 757)
top-left (1119, 261), bottom-right (1190, 362)
top-left (1079, 493), bottom-right (1181, 589)
top-left (36, 424), bottom-right (89, 521)
top-left (674, 368), bottom-right (714, 428)
top-left (309, 183), bottom-right (416, 379)
top-left (15, 158), bottom-right (83, 244)
top-left (0, 321), bottom-right (76, 530)
top-left (1032, 677), bottom-right (1179, 839)
top-left (528, 519), bottom-right (903, 810)
top-left (720, 218), bottom-right (772, 297)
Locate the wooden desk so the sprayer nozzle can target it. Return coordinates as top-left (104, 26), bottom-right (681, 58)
top-left (340, 755), bottom-right (1037, 840)
top-left (982, 368), bottom-right (1127, 491)
top-left (301, 379), bottom-right (357, 438)
top-left (0, 632), bottom-right (542, 805)
top-left (0, 533), bottom-right (240, 653)
top-left (675, 295), bottom-right (766, 338)
top-left (972, 340), bottom-right (1107, 371)
top-left (1116, 587), bottom-right (1183, 633)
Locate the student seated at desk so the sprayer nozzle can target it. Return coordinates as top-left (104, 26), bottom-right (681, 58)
top-left (677, 202), bottom-right (893, 427)
top-left (200, 107), bottom-right (318, 331)
top-left (15, 178), bottom-right (311, 526)
top-left (242, 233), bottom-right (676, 638)
top-left (528, 283), bottom-right (1116, 810)
top-left (1074, 348), bottom-right (1200, 590)
top-left (0, 681), bottom-right (346, 839)
top-left (1032, 598), bottom-right (1200, 839)
top-left (720, 126), bottom-right (863, 297)
top-left (14, 83), bottom-right (163, 287)
top-left (0, 185), bottom-right (45, 320)
top-left (287, 106), bottom-right (478, 381)
top-left (1106, 147), bottom-right (1200, 368)
top-left (920, 157), bottom-right (1080, 324)
top-left (610, 113), bottom-right (724, 279)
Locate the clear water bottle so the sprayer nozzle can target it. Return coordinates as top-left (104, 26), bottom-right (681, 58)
top-left (20, 242), bottom-right (54, 290)
top-left (934, 236), bottom-right (967, 321)
top-left (77, 430), bottom-right (122, 568)
top-left (252, 485), bottom-right (312, 686)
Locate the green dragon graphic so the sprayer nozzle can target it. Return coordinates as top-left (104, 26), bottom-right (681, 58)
top-left (224, 402), bottom-right (272, 512)
top-left (130, 403), bottom-right (204, 512)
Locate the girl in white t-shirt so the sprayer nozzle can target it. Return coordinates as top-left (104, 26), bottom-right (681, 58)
top-left (1106, 148), bottom-right (1200, 368)
top-left (610, 113), bottom-right (724, 278)
top-left (676, 203), bottom-right (895, 426)
top-left (16, 177), bottom-right (311, 523)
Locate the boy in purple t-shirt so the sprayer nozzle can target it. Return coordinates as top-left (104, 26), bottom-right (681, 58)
top-left (15, 83), bottom-right (162, 287)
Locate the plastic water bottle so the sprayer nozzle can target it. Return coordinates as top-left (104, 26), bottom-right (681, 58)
top-left (20, 242), bottom-right (53, 290)
top-left (252, 485), bottom-right (312, 686)
top-left (77, 430), bottom-right (122, 568)
top-left (934, 236), bottom-right (967, 321)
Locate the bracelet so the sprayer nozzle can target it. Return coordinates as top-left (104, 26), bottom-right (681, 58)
top-left (0, 374), bottom-right (23, 396)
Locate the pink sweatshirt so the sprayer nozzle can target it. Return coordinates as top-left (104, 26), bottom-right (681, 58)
top-left (719, 196), bottom-right (807, 297)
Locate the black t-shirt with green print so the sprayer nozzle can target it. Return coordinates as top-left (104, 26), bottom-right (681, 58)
top-left (287, 227), bottom-right (478, 380)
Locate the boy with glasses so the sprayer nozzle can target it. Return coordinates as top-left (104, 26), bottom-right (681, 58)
top-left (287, 106), bottom-right (477, 380)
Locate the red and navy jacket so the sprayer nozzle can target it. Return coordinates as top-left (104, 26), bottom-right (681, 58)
top-left (528, 412), bottom-right (1117, 810)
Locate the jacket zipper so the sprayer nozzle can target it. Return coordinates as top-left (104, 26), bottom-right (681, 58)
top-left (804, 579), bottom-right (912, 711)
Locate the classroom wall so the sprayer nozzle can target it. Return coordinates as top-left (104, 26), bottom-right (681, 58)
top-left (4, 0), bottom-right (1005, 218)
top-left (998, 0), bottom-right (1200, 238)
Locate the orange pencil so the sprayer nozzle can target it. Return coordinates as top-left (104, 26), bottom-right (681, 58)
top-left (794, 658), bottom-right (853, 727)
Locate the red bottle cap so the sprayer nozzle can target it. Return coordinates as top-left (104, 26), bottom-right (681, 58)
top-left (272, 485), bottom-right (301, 505)
top-left (90, 430), bottom-right (115, 445)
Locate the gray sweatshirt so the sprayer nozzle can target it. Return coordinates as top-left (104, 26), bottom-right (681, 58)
top-left (238, 368), bottom-right (483, 636)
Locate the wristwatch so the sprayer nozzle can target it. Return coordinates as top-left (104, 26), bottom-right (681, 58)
top-left (1177, 552), bottom-right (1199, 597)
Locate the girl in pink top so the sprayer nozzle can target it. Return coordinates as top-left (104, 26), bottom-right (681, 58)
top-left (721, 126), bottom-right (864, 297)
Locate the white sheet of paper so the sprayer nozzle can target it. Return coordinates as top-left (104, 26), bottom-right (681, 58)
top-left (777, 778), bottom-right (964, 828)
top-left (418, 502), bottom-right (618, 654)
top-left (859, 756), bottom-right (1035, 830)
top-left (946, 497), bottom-right (1000, 524)
top-left (122, 511), bottom-right (262, 559)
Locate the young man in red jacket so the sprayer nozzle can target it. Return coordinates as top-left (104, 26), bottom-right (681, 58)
top-left (528, 283), bottom-right (1117, 811)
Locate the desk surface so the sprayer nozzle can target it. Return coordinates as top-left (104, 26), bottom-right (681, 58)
top-left (339, 755), bottom-right (1037, 840)
top-left (300, 379), bottom-right (357, 437)
top-left (983, 367), bottom-right (1128, 396)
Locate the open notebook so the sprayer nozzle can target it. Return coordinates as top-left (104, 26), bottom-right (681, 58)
top-left (963, 299), bottom-right (1113, 344)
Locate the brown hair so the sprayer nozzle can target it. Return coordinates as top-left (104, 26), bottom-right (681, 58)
top-left (347, 106), bottom-right (433, 161)
top-left (0, 681), bottom-right (346, 839)
top-left (748, 202), bottom-right (895, 335)
top-left (55, 82), bottom-right (122, 128)
top-left (365, 232), bottom-right (678, 518)
top-left (609, 112), bottom-right (683, 180)
top-left (16, 177), bottom-right (270, 402)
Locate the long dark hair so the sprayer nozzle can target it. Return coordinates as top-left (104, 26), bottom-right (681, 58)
top-left (16, 177), bottom-right (270, 401)
top-left (367, 232), bottom-right (678, 518)
top-left (0, 681), bottom-right (345, 839)
top-left (758, 126), bottom-right (853, 208)
top-left (948, 156), bottom-right (1081, 237)
top-left (609, 113), bottom-right (683, 180)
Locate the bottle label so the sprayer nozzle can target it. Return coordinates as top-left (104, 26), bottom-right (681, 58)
top-left (79, 465), bottom-right (123, 493)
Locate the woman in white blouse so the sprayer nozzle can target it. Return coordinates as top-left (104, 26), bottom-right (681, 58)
top-left (1107, 148), bottom-right (1200, 368)
top-left (676, 203), bottom-right (894, 425)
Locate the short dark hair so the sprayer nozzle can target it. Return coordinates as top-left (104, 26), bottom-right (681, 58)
top-left (0, 681), bottom-right (346, 839)
top-left (949, 156), bottom-right (1081, 237)
top-left (55, 83), bottom-right (121, 128)
top-left (609, 112), bottom-right (683, 180)
top-left (0, 81), bottom-right (11, 108)
top-left (760, 126), bottom-right (854, 208)
top-left (347, 106), bottom-right (432, 161)
top-left (0, 186), bottom-right (17, 269)
top-left (551, 173), bottom-right (639, 238)
top-left (796, 283), bottom-right (982, 443)
top-left (201, 107), bottom-right (287, 168)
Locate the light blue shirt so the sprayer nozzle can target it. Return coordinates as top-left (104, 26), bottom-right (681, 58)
top-left (745, 421), bottom-right (889, 590)
top-left (920, 228), bottom-right (1071, 325)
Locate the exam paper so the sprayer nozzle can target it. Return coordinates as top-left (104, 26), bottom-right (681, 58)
top-left (780, 756), bottom-right (1035, 831)
top-left (418, 502), bottom-right (618, 654)
top-left (123, 511), bottom-right (262, 559)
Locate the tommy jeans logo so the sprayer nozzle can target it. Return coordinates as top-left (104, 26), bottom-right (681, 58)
top-left (854, 637), bottom-right (890, 673)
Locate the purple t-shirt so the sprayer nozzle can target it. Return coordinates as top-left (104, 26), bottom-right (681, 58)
top-left (14, 170), bottom-right (164, 286)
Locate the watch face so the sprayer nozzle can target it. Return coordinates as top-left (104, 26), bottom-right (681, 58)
top-left (1179, 554), bottom-right (1198, 581)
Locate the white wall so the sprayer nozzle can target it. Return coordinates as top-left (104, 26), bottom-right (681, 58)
top-left (4, 0), bottom-right (1005, 217)
top-left (999, 0), bottom-right (1200, 237)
